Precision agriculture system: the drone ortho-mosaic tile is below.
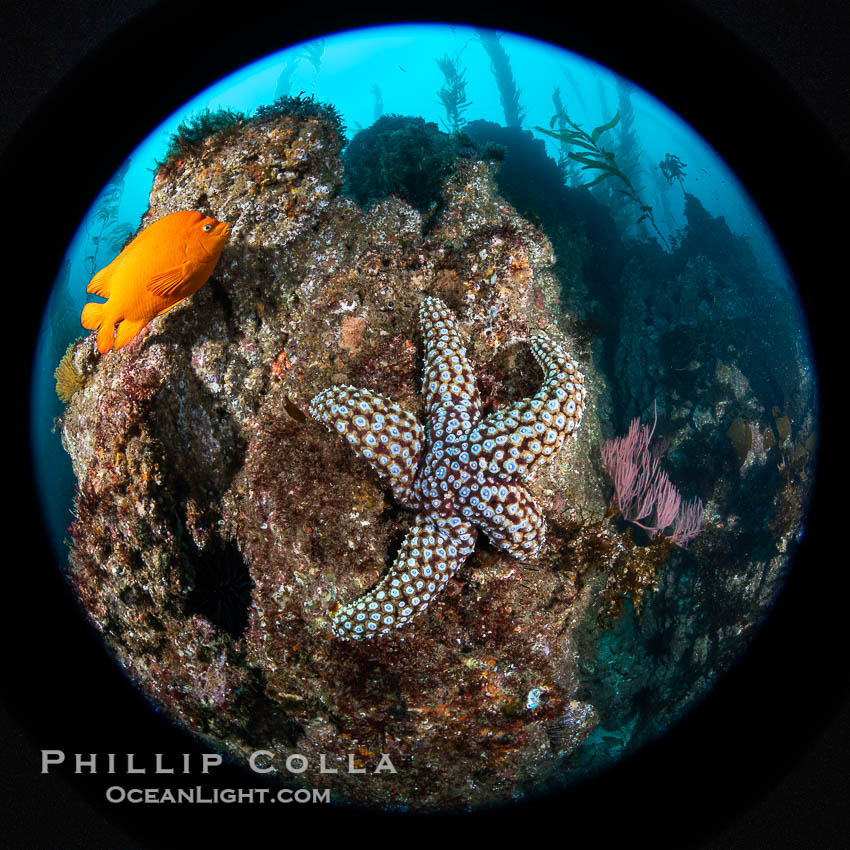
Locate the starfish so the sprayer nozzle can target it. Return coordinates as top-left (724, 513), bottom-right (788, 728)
top-left (309, 296), bottom-right (586, 639)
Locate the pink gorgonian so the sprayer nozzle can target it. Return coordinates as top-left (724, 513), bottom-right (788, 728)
top-left (601, 403), bottom-right (704, 546)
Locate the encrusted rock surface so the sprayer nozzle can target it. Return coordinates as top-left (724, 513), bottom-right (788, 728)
top-left (60, 106), bottom-right (613, 810)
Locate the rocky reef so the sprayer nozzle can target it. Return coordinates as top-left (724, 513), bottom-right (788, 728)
top-left (59, 102), bottom-right (620, 810)
top-left (57, 99), bottom-right (816, 809)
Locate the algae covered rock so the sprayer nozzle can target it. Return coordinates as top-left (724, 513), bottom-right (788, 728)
top-left (344, 114), bottom-right (474, 215)
top-left (59, 101), bottom-right (613, 810)
top-left (727, 417), bottom-right (752, 466)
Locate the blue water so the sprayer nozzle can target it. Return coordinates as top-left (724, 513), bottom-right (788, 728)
top-left (31, 22), bottom-right (801, 566)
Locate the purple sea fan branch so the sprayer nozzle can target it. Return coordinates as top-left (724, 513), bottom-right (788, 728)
top-left (670, 497), bottom-right (705, 547)
top-left (601, 403), bottom-right (702, 547)
top-left (601, 402), bottom-right (659, 525)
top-left (602, 415), bottom-right (649, 516)
top-left (652, 470), bottom-right (682, 533)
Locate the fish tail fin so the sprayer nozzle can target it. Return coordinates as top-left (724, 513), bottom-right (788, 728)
top-left (113, 319), bottom-right (147, 351)
top-left (81, 302), bottom-right (116, 354)
top-left (80, 301), bottom-right (104, 330)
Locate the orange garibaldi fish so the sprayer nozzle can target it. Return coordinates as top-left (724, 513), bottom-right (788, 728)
top-left (81, 210), bottom-right (231, 354)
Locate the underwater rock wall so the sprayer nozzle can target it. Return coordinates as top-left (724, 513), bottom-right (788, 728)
top-left (438, 117), bottom-right (817, 777)
top-left (565, 194), bottom-right (818, 771)
top-left (60, 104), bottom-right (618, 809)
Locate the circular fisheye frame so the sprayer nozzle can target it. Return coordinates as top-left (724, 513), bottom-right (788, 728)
top-left (10, 3), bottom-right (843, 842)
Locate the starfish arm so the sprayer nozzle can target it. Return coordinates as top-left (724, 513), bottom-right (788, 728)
top-left (468, 334), bottom-right (585, 480)
top-left (311, 299), bottom-right (589, 640)
top-left (333, 514), bottom-right (477, 639)
top-left (308, 385), bottom-right (423, 509)
top-left (457, 473), bottom-right (546, 561)
top-left (419, 296), bottom-right (482, 441)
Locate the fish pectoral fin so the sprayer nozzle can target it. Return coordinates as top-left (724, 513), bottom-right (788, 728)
top-left (146, 263), bottom-right (190, 297)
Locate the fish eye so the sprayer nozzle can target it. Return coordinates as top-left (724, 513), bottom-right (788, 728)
top-left (202, 224), bottom-right (212, 232)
